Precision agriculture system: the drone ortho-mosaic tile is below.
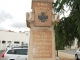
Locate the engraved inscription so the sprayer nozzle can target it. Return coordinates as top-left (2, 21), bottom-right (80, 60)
top-left (35, 7), bottom-right (50, 10)
top-left (38, 3), bottom-right (48, 6)
top-left (35, 3), bottom-right (50, 10)
top-left (32, 30), bottom-right (52, 58)
top-left (32, 2), bottom-right (52, 10)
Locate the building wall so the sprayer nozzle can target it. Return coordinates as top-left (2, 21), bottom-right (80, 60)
top-left (71, 38), bottom-right (78, 49)
top-left (0, 30), bottom-right (30, 50)
top-left (65, 38), bottom-right (78, 50)
top-left (0, 30), bottom-right (78, 50)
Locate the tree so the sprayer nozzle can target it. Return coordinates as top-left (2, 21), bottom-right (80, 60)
top-left (53, 0), bottom-right (80, 34)
top-left (52, 0), bottom-right (80, 58)
top-left (54, 15), bottom-right (78, 57)
top-left (53, 0), bottom-right (80, 48)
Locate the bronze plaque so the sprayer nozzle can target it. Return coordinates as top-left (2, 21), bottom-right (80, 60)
top-left (32, 0), bottom-right (53, 2)
top-left (34, 10), bottom-right (52, 26)
top-left (32, 29), bottom-right (52, 58)
top-left (32, 2), bottom-right (52, 10)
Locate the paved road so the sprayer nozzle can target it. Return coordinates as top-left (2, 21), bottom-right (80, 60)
top-left (0, 50), bottom-right (4, 60)
top-left (59, 49), bottom-right (76, 55)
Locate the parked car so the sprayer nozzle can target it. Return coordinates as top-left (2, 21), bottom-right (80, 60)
top-left (75, 48), bottom-right (80, 60)
top-left (1, 46), bottom-right (28, 60)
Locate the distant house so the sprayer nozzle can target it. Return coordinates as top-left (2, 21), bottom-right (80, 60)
top-left (0, 30), bottom-right (30, 50)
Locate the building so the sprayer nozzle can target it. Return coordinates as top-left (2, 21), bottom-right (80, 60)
top-left (0, 30), bottom-right (78, 50)
top-left (65, 38), bottom-right (78, 50)
top-left (0, 30), bottom-right (30, 50)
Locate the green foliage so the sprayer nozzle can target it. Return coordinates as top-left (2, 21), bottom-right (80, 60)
top-left (55, 16), bottom-right (77, 50)
top-left (53, 0), bottom-right (80, 49)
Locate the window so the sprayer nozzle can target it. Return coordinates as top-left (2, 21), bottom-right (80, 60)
top-left (7, 41), bottom-right (11, 43)
top-left (7, 49), bottom-right (28, 55)
top-left (14, 41), bottom-right (19, 44)
top-left (2, 41), bottom-right (6, 44)
top-left (7, 50), bottom-right (16, 54)
top-left (15, 49), bottom-right (20, 54)
top-left (20, 49), bottom-right (28, 55)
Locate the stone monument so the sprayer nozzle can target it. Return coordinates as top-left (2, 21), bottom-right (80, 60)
top-left (26, 0), bottom-right (59, 60)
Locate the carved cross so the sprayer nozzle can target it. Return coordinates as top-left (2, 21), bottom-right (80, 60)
top-left (38, 12), bottom-right (48, 22)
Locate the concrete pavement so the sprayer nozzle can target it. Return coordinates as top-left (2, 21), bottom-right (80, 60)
top-left (59, 49), bottom-right (76, 55)
top-left (58, 51), bottom-right (75, 60)
top-left (0, 50), bottom-right (4, 59)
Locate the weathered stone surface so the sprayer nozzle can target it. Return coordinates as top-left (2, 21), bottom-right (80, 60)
top-left (28, 26), bottom-right (56, 60)
top-left (26, 0), bottom-right (57, 60)
top-left (32, 2), bottom-right (52, 26)
top-left (34, 10), bottom-right (52, 26)
top-left (32, 2), bottom-right (52, 10)
top-left (32, 29), bottom-right (52, 58)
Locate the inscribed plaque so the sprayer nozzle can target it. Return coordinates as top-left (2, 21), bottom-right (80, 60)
top-left (32, 29), bottom-right (52, 58)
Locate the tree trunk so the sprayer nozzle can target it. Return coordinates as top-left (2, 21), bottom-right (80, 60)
top-left (57, 50), bottom-right (58, 57)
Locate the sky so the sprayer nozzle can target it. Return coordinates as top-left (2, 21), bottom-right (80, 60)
top-left (0, 0), bottom-right (70, 32)
top-left (0, 0), bottom-right (32, 32)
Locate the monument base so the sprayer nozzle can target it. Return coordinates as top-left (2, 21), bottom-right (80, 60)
top-left (28, 23), bottom-right (56, 60)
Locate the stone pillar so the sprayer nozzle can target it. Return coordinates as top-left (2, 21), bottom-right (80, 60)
top-left (26, 0), bottom-right (59, 60)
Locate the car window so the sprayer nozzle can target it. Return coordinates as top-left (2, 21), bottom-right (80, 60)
top-left (15, 49), bottom-right (20, 54)
top-left (16, 49), bottom-right (28, 55)
top-left (7, 50), bottom-right (16, 54)
top-left (7, 49), bottom-right (28, 55)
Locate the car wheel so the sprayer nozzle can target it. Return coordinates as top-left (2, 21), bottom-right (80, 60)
top-left (75, 54), bottom-right (79, 60)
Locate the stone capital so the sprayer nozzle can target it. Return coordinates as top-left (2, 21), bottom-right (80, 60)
top-left (26, 11), bottom-right (59, 28)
